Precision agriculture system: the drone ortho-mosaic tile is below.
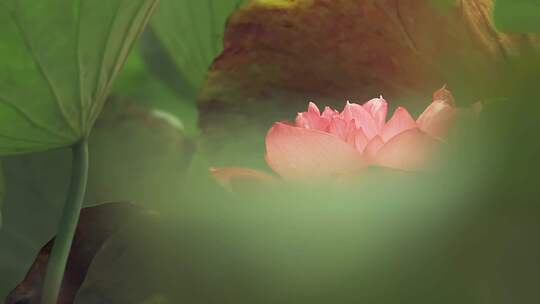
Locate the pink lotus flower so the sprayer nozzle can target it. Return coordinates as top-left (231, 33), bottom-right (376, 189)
top-left (211, 87), bottom-right (476, 190)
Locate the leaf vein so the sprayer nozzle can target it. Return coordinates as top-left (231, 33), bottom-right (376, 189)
top-left (8, 10), bottom-right (81, 138)
top-left (89, 0), bottom-right (160, 126)
top-left (87, 0), bottom-right (125, 127)
top-left (75, 0), bottom-right (86, 133)
top-left (0, 96), bottom-right (73, 143)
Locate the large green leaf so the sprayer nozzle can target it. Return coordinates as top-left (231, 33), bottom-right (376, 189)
top-left (494, 0), bottom-right (540, 32)
top-left (150, 0), bottom-right (245, 93)
top-left (0, 0), bottom-right (159, 155)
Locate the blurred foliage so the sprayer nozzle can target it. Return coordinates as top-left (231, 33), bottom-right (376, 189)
top-left (0, 0), bottom-right (158, 155)
top-left (494, 0), bottom-right (540, 32)
top-left (85, 98), bottom-right (195, 209)
top-left (149, 0), bottom-right (245, 96)
top-left (0, 167), bottom-right (4, 229)
top-left (0, 149), bottom-right (71, 297)
top-left (112, 48), bottom-right (199, 136)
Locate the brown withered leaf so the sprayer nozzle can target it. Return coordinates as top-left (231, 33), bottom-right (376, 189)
top-left (197, 0), bottom-right (539, 166)
top-left (5, 202), bottom-right (145, 304)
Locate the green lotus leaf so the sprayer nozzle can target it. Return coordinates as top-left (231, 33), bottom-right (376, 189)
top-left (150, 0), bottom-right (245, 93)
top-left (494, 0), bottom-right (540, 33)
top-left (0, 0), bottom-right (159, 155)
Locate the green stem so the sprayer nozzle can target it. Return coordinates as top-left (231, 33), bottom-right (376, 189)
top-left (41, 139), bottom-right (89, 304)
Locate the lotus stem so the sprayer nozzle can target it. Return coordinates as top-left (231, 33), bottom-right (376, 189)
top-left (41, 139), bottom-right (89, 304)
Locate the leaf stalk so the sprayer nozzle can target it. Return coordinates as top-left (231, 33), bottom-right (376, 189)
top-left (41, 139), bottom-right (89, 304)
